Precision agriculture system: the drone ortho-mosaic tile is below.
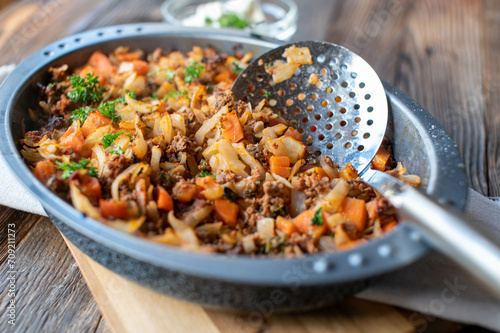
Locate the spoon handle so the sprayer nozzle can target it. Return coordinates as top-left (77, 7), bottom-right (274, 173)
top-left (361, 168), bottom-right (500, 299)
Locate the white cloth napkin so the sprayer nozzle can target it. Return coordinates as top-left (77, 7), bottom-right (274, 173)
top-left (1, 65), bottom-right (499, 331)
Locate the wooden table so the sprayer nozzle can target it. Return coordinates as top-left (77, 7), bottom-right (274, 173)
top-left (0, 0), bottom-right (498, 332)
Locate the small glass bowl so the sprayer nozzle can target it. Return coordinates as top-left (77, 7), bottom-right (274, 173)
top-left (161, 0), bottom-right (298, 41)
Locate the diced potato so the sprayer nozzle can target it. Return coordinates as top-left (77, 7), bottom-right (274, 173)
top-left (257, 218), bottom-right (276, 240)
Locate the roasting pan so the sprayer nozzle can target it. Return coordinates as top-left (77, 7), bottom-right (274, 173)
top-left (0, 23), bottom-right (468, 311)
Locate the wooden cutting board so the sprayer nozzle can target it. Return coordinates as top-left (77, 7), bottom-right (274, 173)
top-left (64, 238), bottom-right (416, 333)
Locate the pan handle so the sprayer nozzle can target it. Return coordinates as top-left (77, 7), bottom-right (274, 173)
top-left (362, 168), bottom-right (500, 299)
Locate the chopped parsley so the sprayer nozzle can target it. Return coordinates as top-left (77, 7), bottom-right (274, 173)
top-left (126, 133), bottom-right (135, 141)
top-left (67, 73), bottom-right (105, 104)
top-left (56, 158), bottom-right (97, 179)
top-left (102, 131), bottom-right (123, 148)
top-left (218, 13), bottom-right (250, 29)
top-left (109, 146), bottom-right (124, 155)
top-left (97, 100), bottom-right (122, 123)
top-left (184, 60), bottom-right (204, 83)
top-left (311, 207), bottom-right (324, 226)
top-left (273, 205), bottom-right (289, 217)
top-left (125, 89), bottom-right (137, 99)
top-left (150, 92), bottom-right (158, 100)
top-left (164, 90), bottom-right (189, 100)
top-left (205, 17), bottom-right (213, 24)
top-left (265, 91), bottom-right (272, 98)
top-left (69, 107), bottom-right (92, 123)
top-left (198, 171), bottom-right (215, 179)
top-left (148, 68), bottom-right (176, 82)
top-left (232, 61), bottom-right (244, 74)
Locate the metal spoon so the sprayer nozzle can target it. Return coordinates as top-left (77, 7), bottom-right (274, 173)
top-left (231, 40), bottom-right (500, 299)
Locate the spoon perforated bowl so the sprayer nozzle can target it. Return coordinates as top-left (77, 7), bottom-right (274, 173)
top-left (232, 41), bottom-right (500, 299)
top-left (232, 41), bottom-right (387, 172)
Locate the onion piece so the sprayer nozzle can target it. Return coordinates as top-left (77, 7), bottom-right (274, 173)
top-left (108, 216), bottom-right (147, 234)
top-left (231, 142), bottom-right (266, 178)
top-left (111, 162), bottom-right (150, 202)
top-left (195, 105), bottom-right (229, 145)
top-left (320, 155), bottom-right (338, 179)
top-left (149, 228), bottom-right (182, 246)
top-left (160, 113), bottom-right (174, 143)
top-left (184, 205), bottom-right (214, 227)
top-left (69, 182), bottom-right (101, 220)
top-left (133, 115), bottom-right (148, 159)
top-left (150, 146), bottom-right (161, 173)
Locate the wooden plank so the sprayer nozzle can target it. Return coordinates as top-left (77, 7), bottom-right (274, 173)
top-left (483, 0), bottom-right (500, 196)
top-left (0, 205), bottom-right (41, 264)
top-left (65, 239), bottom-right (221, 333)
top-left (0, 218), bottom-right (105, 332)
top-left (67, 239), bottom-right (415, 333)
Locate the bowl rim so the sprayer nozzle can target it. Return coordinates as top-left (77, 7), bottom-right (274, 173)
top-left (0, 23), bottom-right (467, 286)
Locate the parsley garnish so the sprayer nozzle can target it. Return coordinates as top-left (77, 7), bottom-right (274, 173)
top-left (67, 73), bottom-right (105, 104)
top-left (56, 158), bottom-right (97, 179)
top-left (205, 17), bottom-right (213, 24)
top-left (125, 89), bottom-right (137, 99)
top-left (102, 131), bottom-right (124, 148)
top-left (151, 92), bottom-right (158, 100)
top-left (148, 68), bottom-right (176, 82)
top-left (126, 133), bottom-right (135, 141)
top-left (198, 171), bottom-right (216, 179)
top-left (273, 205), bottom-right (289, 217)
top-left (232, 61), bottom-right (244, 74)
top-left (184, 60), bottom-right (204, 83)
top-left (218, 13), bottom-right (249, 29)
top-left (109, 146), bottom-right (124, 155)
top-left (97, 100), bottom-right (122, 123)
top-left (69, 107), bottom-right (92, 123)
top-left (265, 91), bottom-right (272, 98)
top-left (164, 90), bottom-right (189, 100)
top-left (311, 207), bottom-right (323, 226)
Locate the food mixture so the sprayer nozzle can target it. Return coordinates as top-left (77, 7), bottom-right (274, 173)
top-left (21, 45), bottom-right (420, 256)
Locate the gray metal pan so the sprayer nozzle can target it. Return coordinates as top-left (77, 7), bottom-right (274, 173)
top-left (0, 23), bottom-right (468, 311)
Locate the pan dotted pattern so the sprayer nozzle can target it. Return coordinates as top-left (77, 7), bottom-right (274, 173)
top-left (232, 41), bottom-right (388, 171)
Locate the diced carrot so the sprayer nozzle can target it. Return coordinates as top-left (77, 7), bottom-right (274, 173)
top-left (79, 65), bottom-right (107, 85)
top-left (132, 60), bottom-right (149, 76)
top-left (305, 167), bottom-right (329, 180)
top-left (214, 199), bottom-right (239, 228)
top-left (34, 160), bottom-right (56, 184)
top-left (341, 197), bottom-right (368, 232)
top-left (221, 112), bottom-right (245, 143)
top-left (195, 176), bottom-right (224, 200)
top-left (155, 186), bottom-right (174, 211)
top-left (372, 145), bottom-right (391, 171)
top-left (99, 199), bottom-right (128, 219)
top-left (293, 209), bottom-right (327, 239)
top-left (283, 127), bottom-right (302, 141)
top-left (214, 70), bottom-right (237, 84)
top-left (270, 155), bottom-right (291, 178)
top-left (88, 51), bottom-right (116, 76)
top-left (337, 239), bottom-right (368, 251)
top-left (116, 51), bottom-right (142, 62)
top-left (382, 221), bottom-right (398, 233)
top-left (339, 162), bottom-right (359, 180)
top-left (77, 173), bottom-right (102, 203)
top-left (59, 127), bottom-right (88, 157)
top-left (175, 183), bottom-right (197, 203)
top-left (276, 216), bottom-right (297, 236)
top-left (81, 111), bottom-right (112, 138)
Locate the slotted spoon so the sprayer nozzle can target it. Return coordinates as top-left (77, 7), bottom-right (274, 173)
top-left (232, 41), bottom-right (500, 298)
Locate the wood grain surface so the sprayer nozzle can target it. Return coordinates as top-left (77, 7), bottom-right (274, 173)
top-left (0, 0), bottom-right (498, 332)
